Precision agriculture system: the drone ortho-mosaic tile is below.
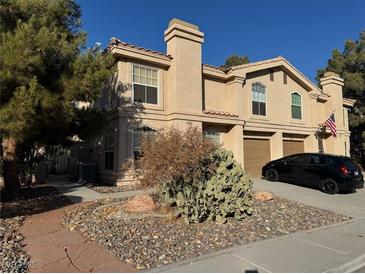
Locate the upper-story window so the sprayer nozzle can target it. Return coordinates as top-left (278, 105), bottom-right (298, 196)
top-left (291, 92), bottom-right (302, 119)
top-left (132, 64), bottom-right (158, 104)
top-left (252, 82), bottom-right (266, 116)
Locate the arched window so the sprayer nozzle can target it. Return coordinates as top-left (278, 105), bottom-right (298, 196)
top-left (291, 92), bottom-right (302, 119)
top-left (252, 82), bottom-right (266, 116)
top-left (132, 126), bottom-right (157, 158)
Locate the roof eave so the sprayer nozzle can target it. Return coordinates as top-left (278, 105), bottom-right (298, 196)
top-left (343, 98), bottom-right (356, 107)
top-left (229, 57), bottom-right (322, 93)
top-left (109, 45), bottom-right (172, 67)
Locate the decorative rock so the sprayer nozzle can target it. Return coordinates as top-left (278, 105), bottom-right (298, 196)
top-left (160, 203), bottom-right (172, 214)
top-left (254, 191), bottom-right (274, 201)
top-left (62, 195), bottom-right (351, 271)
top-left (122, 194), bottom-right (157, 213)
top-left (135, 263), bottom-right (146, 270)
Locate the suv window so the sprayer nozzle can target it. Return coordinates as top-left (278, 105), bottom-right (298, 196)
top-left (286, 155), bottom-right (306, 164)
top-left (342, 159), bottom-right (359, 171)
top-left (307, 155), bottom-right (327, 165)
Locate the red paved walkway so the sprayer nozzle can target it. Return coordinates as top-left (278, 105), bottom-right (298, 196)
top-left (20, 203), bottom-right (136, 273)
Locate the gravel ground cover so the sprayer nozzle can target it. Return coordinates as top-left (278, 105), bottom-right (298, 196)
top-left (0, 217), bottom-right (29, 273)
top-left (86, 182), bottom-right (143, 194)
top-left (1, 186), bottom-right (72, 272)
top-left (62, 194), bottom-right (351, 270)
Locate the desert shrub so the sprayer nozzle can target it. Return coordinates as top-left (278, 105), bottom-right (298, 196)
top-left (137, 126), bottom-right (253, 224)
top-left (160, 148), bottom-right (253, 224)
top-left (137, 127), bottom-right (218, 187)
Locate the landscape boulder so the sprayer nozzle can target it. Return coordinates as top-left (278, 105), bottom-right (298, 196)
top-left (122, 194), bottom-right (157, 213)
top-left (254, 191), bottom-right (274, 201)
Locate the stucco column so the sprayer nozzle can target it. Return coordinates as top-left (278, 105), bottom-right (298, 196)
top-left (305, 134), bottom-right (318, 153)
top-left (270, 131), bottom-right (283, 160)
top-left (223, 125), bottom-right (244, 167)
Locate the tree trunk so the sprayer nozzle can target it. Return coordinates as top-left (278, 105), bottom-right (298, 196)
top-left (2, 138), bottom-right (20, 193)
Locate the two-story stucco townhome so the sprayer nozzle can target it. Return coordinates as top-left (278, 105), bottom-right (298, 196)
top-left (91, 18), bottom-right (355, 184)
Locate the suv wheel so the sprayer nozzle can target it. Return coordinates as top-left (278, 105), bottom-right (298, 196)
top-left (265, 169), bottom-right (279, 182)
top-left (319, 178), bottom-right (339, 194)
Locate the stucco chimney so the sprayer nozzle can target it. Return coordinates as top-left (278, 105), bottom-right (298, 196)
top-left (320, 72), bottom-right (345, 130)
top-left (164, 19), bottom-right (204, 114)
top-left (320, 71), bottom-right (344, 109)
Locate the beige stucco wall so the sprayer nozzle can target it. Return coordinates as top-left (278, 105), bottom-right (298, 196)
top-left (204, 77), bottom-right (227, 111)
top-left (242, 69), bottom-right (311, 127)
top-left (95, 18), bottom-right (352, 183)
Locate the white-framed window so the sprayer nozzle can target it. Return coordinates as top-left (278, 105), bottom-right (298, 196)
top-left (204, 128), bottom-right (221, 144)
top-left (132, 126), bottom-right (157, 159)
top-left (104, 131), bottom-right (114, 170)
top-left (291, 92), bottom-right (302, 119)
top-left (252, 82), bottom-right (266, 116)
top-left (132, 64), bottom-right (158, 104)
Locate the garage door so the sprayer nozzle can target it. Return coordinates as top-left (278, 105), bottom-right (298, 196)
top-left (283, 140), bottom-right (304, 156)
top-left (243, 138), bottom-right (271, 177)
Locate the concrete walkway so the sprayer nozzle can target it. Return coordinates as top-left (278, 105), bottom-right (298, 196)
top-left (47, 175), bottom-right (154, 202)
top-left (155, 179), bottom-right (365, 273)
top-left (20, 203), bottom-right (136, 273)
top-left (19, 175), bottom-right (152, 273)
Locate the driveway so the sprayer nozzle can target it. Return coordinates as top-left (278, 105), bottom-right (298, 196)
top-left (253, 178), bottom-right (365, 219)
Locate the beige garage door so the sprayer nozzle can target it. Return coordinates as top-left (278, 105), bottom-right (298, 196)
top-left (283, 140), bottom-right (304, 156)
top-left (244, 138), bottom-right (271, 177)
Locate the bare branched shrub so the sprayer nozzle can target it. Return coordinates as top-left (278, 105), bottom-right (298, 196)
top-left (137, 127), bottom-right (218, 187)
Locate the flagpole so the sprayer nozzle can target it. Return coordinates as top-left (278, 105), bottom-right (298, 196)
top-left (315, 109), bottom-right (337, 136)
top-left (327, 109), bottom-right (336, 118)
top-left (318, 109), bottom-right (337, 128)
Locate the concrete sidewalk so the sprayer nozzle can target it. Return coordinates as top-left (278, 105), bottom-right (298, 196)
top-left (155, 179), bottom-right (365, 273)
top-left (155, 219), bottom-right (365, 273)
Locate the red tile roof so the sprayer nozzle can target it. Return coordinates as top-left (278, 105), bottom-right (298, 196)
top-left (203, 63), bottom-right (231, 72)
top-left (109, 37), bottom-right (173, 59)
top-left (203, 109), bottom-right (238, 117)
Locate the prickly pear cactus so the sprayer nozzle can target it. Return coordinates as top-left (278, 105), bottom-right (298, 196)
top-left (160, 148), bottom-right (253, 224)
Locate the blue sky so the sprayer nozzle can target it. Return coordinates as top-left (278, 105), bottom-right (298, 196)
top-left (77, 0), bottom-right (364, 82)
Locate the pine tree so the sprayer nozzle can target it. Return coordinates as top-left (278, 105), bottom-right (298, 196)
top-left (317, 30), bottom-right (365, 166)
top-left (0, 0), bottom-right (114, 193)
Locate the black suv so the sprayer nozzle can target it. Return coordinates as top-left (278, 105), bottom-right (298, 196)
top-left (262, 153), bottom-right (364, 194)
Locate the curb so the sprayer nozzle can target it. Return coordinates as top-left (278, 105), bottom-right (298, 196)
top-left (325, 254), bottom-right (365, 273)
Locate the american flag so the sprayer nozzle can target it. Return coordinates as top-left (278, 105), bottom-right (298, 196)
top-left (324, 113), bottom-right (337, 137)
